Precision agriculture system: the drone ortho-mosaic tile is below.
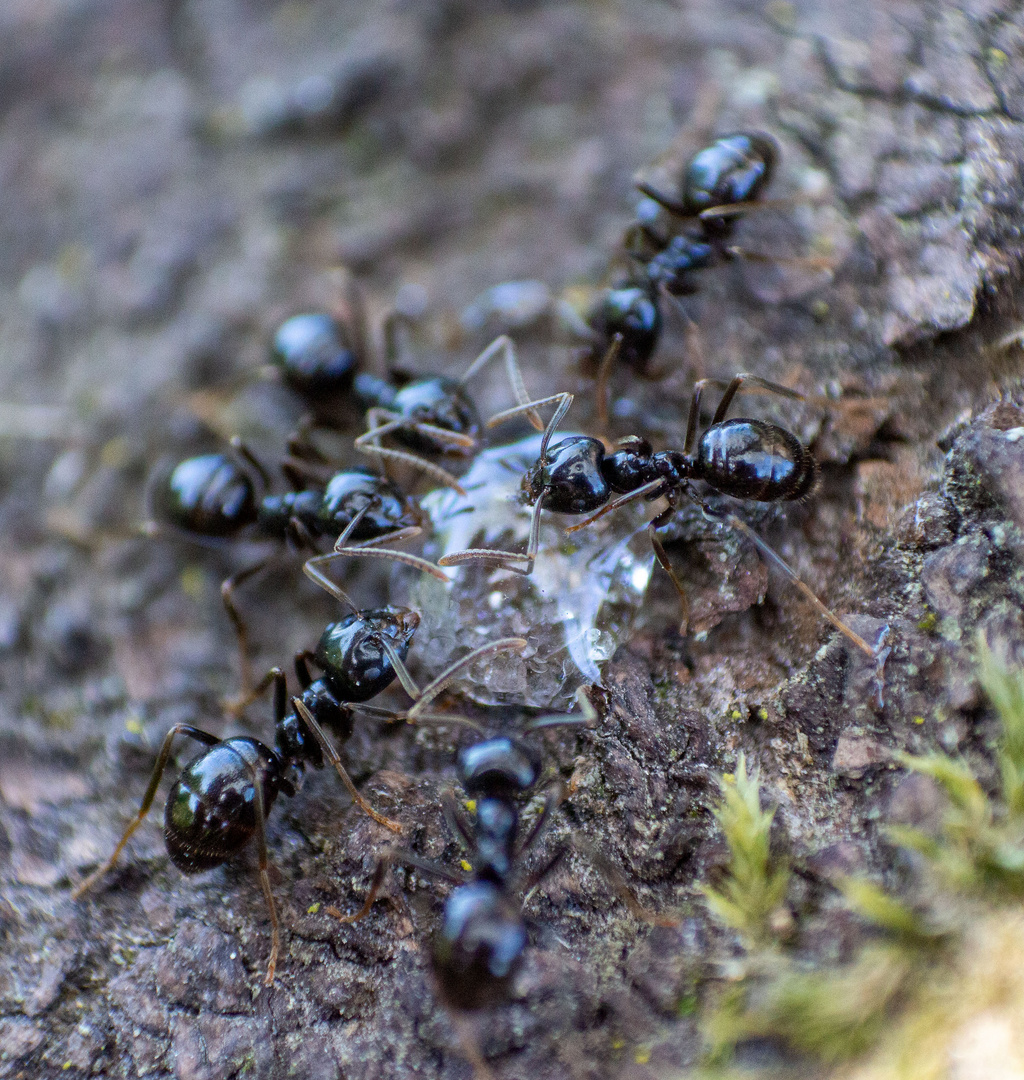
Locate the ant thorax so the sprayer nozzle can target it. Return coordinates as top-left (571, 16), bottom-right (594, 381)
top-left (403, 433), bottom-right (653, 709)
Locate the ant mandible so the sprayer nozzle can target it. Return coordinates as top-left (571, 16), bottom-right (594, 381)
top-left (73, 582), bottom-right (527, 986)
top-left (439, 374), bottom-right (882, 661)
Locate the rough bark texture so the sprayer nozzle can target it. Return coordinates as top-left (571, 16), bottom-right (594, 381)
top-left (4, 1), bottom-right (1024, 1078)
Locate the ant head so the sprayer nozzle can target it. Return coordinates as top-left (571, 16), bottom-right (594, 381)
top-left (433, 881), bottom-right (528, 1010)
top-left (271, 313), bottom-right (359, 397)
top-left (151, 453), bottom-right (259, 538)
top-left (320, 470), bottom-right (423, 538)
top-left (590, 284), bottom-right (661, 374)
top-left (522, 435), bottom-right (609, 514)
top-left (391, 376), bottom-right (481, 456)
top-left (314, 606), bottom-right (419, 704)
top-left (458, 736), bottom-right (541, 799)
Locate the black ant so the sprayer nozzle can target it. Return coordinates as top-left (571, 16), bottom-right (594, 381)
top-left (627, 131), bottom-right (780, 296)
top-left (558, 134), bottom-right (781, 431)
top-left (351, 332), bottom-right (547, 495)
top-left (326, 695), bottom-right (673, 1077)
top-left (148, 442), bottom-right (447, 694)
top-left (268, 275), bottom-right (547, 493)
top-left (72, 580), bottom-right (528, 986)
top-left (439, 376), bottom-right (883, 662)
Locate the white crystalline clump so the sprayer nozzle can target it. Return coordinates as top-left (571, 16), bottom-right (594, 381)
top-left (406, 433), bottom-right (654, 708)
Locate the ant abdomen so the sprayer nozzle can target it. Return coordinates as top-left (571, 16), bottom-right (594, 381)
top-left (164, 737), bottom-right (290, 874)
top-left (154, 454), bottom-right (259, 537)
top-left (272, 313), bottom-right (359, 398)
top-left (697, 418), bottom-right (815, 502)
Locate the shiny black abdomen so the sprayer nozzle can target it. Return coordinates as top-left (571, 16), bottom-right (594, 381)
top-left (523, 436), bottom-right (609, 514)
top-left (433, 881), bottom-right (527, 1010)
top-left (164, 738), bottom-right (283, 874)
top-left (154, 454), bottom-right (258, 537)
top-left (271, 314), bottom-right (358, 397)
top-left (697, 419), bottom-right (815, 501)
top-left (683, 133), bottom-right (777, 226)
top-left (315, 607), bottom-right (419, 702)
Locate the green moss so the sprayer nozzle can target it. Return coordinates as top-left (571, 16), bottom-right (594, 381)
top-left (701, 754), bottom-right (790, 948)
top-left (682, 640), bottom-right (1024, 1078)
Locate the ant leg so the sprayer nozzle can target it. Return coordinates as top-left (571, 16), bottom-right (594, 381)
top-left (438, 491), bottom-right (547, 576)
top-left (683, 379), bottom-right (710, 455)
top-left (356, 415), bottom-right (476, 452)
top-left (635, 180), bottom-right (692, 218)
top-left (694, 497), bottom-right (878, 659)
top-left (698, 196), bottom-right (805, 223)
top-left (337, 525), bottom-right (423, 550)
top-left (302, 555), bottom-right (358, 611)
top-left (391, 636), bottom-right (528, 723)
top-left (353, 702), bottom-right (486, 733)
top-left (327, 847), bottom-right (466, 925)
top-left (305, 547), bottom-right (450, 591)
top-left (563, 478), bottom-right (668, 534)
top-left (226, 665), bottom-right (287, 721)
top-left (441, 790), bottom-right (476, 851)
top-left (284, 516), bottom-right (321, 554)
top-left (340, 268), bottom-right (372, 370)
top-left (249, 763), bottom-right (281, 985)
top-left (485, 391), bottom-right (573, 439)
top-left (571, 835), bottom-right (679, 927)
top-left (71, 724), bottom-right (221, 899)
top-left (294, 649), bottom-right (317, 689)
top-left (649, 524), bottom-right (691, 635)
top-left (683, 373), bottom-right (801, 452)
top-left (285, 416), bottom-right (330, 463)
top-left (515, 781), bottom-right (567, 861)
top-left (594, 333), bottom-right (623, 435)
top-left (292, 698), bottom-right (404, 833)
top-left (520, 845), bottom-right (570, 909)
top-left (522, 684), bottom-right (598, 732)
top-left (459, 335), bottom-right (543, 432)
top-left (722, 246), bottom-right (835, 273)
top-left (355, 440), bottom-right (469, 495)
top-left (448, 1015), bottom-right (498, 1080)
top-left (711, 373), bottom-right (803, 425)
top-left (326, 501), bottom-right (424, 559)
top-left (554, 296), bottom-right (602, 344)
top-left (326, 856), bottom-right (392, 925)
top-left (228, 436), bottom-right (272, 494)
top-left (221, 558), bottom-right (273, 696)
